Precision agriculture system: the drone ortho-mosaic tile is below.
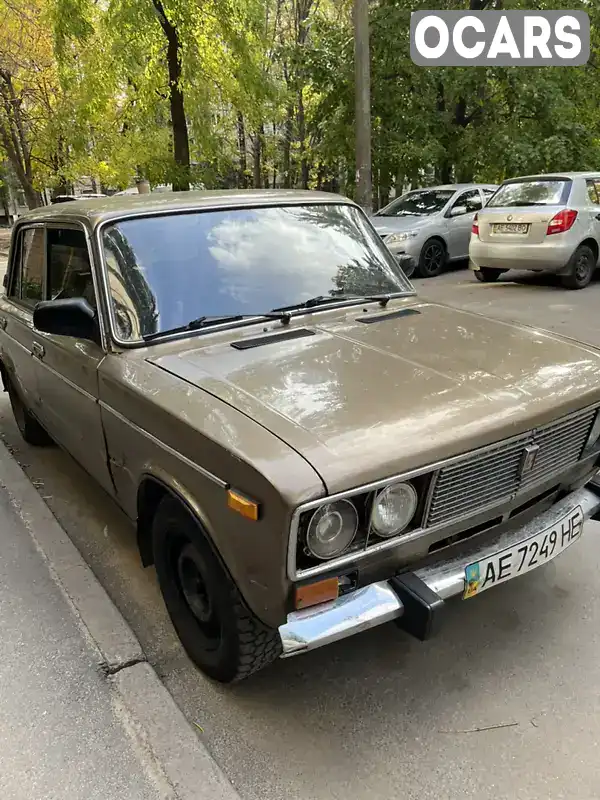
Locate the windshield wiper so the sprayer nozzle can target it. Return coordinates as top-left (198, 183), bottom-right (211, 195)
top-left (142, 311), bottom-right (292, 341)
top-left (271, 293), bottom-right (399, 313)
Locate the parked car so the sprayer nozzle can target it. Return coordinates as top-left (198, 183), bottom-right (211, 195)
top-left (2, 190), bottom-right (600, 683)
top-left (371, 183), bottom-right (498, 278)
top-left (469, 172), bottom-right (600, 289)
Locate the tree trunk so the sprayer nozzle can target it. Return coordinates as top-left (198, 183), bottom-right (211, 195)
top-left (237, 112), bottom-right (248, 188)
top-left (252, 131), bottom-right (261, 188)
top-left (379, 163), bottom-right (391, 208)
top-left (353, 0), bottom-right (372, 212)
top-left (282, 103), bottom-right (294, 188)
top-left (297, 89), bottom-right (309, 188)
top-left (260, 124), bottom-right (269, 189)
top-left (152, 0), bottom-right (190, 191)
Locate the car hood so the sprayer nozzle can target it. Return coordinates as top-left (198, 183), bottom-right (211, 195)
top-left (370, 215), bottom-right (434, 235)
top-left (147, 300), bottom-right (600, 494)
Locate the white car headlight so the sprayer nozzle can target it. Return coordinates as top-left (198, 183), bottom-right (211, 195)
top-left (305, 500), bottom-right (359, 560)
top-left (370, 482), bottom-right (418, 538)
top-left (385, 231), bottom-right (418, 245)
top-left (586, 410), bottom-right (600, 449)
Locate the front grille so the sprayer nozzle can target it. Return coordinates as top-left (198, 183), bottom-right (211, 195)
top-left (425, 407), bottom-right (597, 528)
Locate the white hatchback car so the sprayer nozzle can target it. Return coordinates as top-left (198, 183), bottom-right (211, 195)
top-left (469, 173), bottom-right (600, 290)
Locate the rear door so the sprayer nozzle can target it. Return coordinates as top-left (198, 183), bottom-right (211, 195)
top-left (33, 224), bottom-right (115, 494)
top-left (0, 226), bottom-right (45, 414)
top-left (585, 179), bottom-right (600, 266)
top-left (445, 190), bottom-right (482, 259)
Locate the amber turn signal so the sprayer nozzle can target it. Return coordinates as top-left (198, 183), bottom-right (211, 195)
top-left (227, 489), bottom-right (259, 521)
top-left (295, 577), bottom-right (339, 610)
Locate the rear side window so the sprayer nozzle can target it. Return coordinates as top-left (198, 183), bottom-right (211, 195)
top-left (587, 180), bottom-right (600, 205)
top-left (47, 228), bottom-right (96, 309)
top-left (9, 227), bottom-right (44, 306)
top-left (487, 180), bottom-right (571, 208)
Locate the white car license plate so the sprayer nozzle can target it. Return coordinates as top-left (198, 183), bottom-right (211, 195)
top-left (492, 222), bottom-right (529, 234)
top-left (463, 505), bottom-right (584, 599)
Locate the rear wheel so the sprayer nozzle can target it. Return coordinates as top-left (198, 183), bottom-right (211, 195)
top-left (417, 239), bottom-right (446, 278)
top-left (474, 267), bottom-right (504, 283)
top-left (152, 496), bottom-right (282, 683)
top-left (561, 245), bottom-right (595, 290)
top-left (7, 380), bottom-right (52, 446)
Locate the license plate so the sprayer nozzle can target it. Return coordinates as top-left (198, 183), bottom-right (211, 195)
top-left (492, 223), bottom-right (529, 234)
top-left (463, 505), bottom-right (584, 599)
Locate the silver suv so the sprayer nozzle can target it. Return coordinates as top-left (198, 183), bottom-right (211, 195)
top-left (469, 173), bottom-right (600, 290)
top-left (371, 184), bottom-right (498, 278)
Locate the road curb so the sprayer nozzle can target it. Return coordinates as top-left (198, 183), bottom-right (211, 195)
top-left (0, 437), bottom-right (241, 800)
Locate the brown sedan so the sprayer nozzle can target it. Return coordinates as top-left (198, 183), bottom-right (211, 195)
top-left (1, 190), bottom-right (600, 682)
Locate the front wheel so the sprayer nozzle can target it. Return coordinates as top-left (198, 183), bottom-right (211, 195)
top-left (417, 239), bottom-right (446, 278)
top-left (7, 381), bottom-right (52, 446)
top-left (561, 245), bottom-right (595, 290)
top-left (152, 496), bottom-right (282, 683)
top-left (474, 267), bottom-right (504, 283)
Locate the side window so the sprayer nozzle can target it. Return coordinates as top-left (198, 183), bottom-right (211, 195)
top-left (8, 227), bottom-right (44, 306)
top-left (586, 180), bottom-right (599, 205)
top-left (47, 228), bottom-right (97, 310)
top-left (451, 190), bottom-right (482, 216)
top-left (482, 189), bottom-right (495, 205)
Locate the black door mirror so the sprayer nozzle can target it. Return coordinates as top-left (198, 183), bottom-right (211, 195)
top-left (33, 298), bottom-right (100, 345)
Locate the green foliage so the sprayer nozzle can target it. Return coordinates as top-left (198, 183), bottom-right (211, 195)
top-left (2, 0), bottom-right (600, 204)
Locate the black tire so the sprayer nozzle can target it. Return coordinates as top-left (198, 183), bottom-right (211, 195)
top-left (7, 380), bottom-right (52, 446)
top-left (474, 267), bottom-right (503, 283)
top-left (152, 496), bottom-right (282, 683)
top-left (417, 238), bottom-right (446, 278)
top-left (561, 245), bottom-right (595, 290)
top-left (398, 258), bottom-right (416, 279)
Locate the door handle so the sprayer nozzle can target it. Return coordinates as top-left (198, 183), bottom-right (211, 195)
top-left (0, 316), bottom-right (6, 330)
top-left (595, 213), bottom-right (600, 221)
top-left (31, 342), bottom-right (45, 360)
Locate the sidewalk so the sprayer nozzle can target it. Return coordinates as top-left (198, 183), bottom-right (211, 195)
top-left (0, 440), bottom-right (239, 800)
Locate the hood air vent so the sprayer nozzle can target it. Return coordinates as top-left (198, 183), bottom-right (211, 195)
top-left (231, 328), bottom-right (315, 350)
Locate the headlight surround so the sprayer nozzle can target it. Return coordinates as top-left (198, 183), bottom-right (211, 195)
top-left (385, 231), bottom-right (418, 245)
top-left (370, 482), bottom-right (418, 538)
top-left (586, 410), bottom-right (600, 450)
top-left (305, 499), bottom-right (359, 560)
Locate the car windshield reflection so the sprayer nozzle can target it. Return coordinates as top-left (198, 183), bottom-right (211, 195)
top-left (100, 203), bottom-right (415, 342)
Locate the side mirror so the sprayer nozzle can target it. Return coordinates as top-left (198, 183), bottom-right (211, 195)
top-left (448, 205), bottom-right (468, 218)
top-left (33, 298), bottom-right (100, 345)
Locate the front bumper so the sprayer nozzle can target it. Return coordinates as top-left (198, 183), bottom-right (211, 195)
top-left (279, 484), bottom-right (600, 657)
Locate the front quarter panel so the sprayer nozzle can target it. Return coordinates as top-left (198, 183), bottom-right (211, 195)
top-left (98, 352), bottom-right (326, 628)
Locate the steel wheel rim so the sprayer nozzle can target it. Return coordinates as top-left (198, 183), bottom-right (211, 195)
top-left (575, 253), bottom-right (591, 283)
top-left (176, 542), bottom-right (221, 645)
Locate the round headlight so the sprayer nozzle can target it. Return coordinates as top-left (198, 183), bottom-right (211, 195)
top-left (306, 500), bottom-right (359, 560)
top-left (370, 482), bottom-right (418, 538)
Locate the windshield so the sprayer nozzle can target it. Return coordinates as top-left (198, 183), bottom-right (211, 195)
top-left (487, 180), bottom-right (570, 208)
top-left (100, 203), bottom-right (414, 342)
top-left (377, 189), bottom-right (455, 217)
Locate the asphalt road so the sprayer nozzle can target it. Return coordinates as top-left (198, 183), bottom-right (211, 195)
top-left (3, 264), bottom-right (600, 799)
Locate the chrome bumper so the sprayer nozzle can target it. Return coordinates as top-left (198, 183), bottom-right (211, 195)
top-left (279, 485), bottom-right (600, 658)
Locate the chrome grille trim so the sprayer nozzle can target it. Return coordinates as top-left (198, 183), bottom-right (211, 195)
top-left (425, 407), bottom-right (597, 528)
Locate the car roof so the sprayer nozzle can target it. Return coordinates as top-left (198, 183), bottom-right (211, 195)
top-left (405, 183), bottom-right (498, 192)
top-left (502, 172), bottom-right (600, 184)
top-left (20, 189), bottom-right (352, 229)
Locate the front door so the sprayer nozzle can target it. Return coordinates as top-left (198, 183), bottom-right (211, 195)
top-left (33, 225), bottom-right (115, 495)
top-left (0, 225), bottom-right (46, 415)
top-left (445, 190), bottom-right (483, 260)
